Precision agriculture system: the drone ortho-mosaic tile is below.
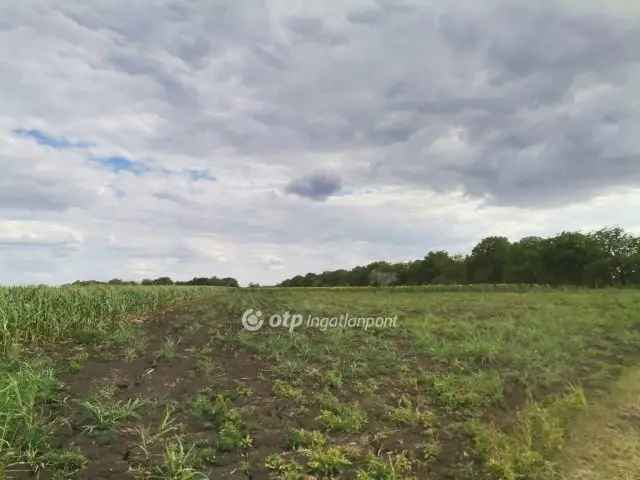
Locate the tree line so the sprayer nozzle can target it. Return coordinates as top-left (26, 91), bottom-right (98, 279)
top-left (279, 227), bottom-right (640, 288)
top-left (71, 276), bottom-right (239, 287)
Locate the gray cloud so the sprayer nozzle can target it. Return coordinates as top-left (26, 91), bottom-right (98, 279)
top-left (284, 16), bottom-right (348, 45)
top-left (2, 0), bottom-right (640, 285)
top-left (285, 173), bottom-right (343, 201)
top-left (347, 7), bottom-right (385, 25)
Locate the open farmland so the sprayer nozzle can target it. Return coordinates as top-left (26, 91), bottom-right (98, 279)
top-left (2, 286), bottom-right (640, 479)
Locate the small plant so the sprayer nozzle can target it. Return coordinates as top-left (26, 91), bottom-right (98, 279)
top-left (235, 384), bottom-right (254, 398)
top-left (195, 356), bottom-right (216, 376)
top-left (217, 420), bottom-right (253, 451)
top-left (68, 349), bottom-right (89, 373)
top-left (429, 371), bottom-right (504, 410)
top-left (387, 396), bottom-right (433, 429)
top-left (354, 378), bottom-right (379, 396)
top-left (316, 390), bottom-right (340, 409)
top-left (191, 393), bottom-right (251, 452)
top-left (265, 453), bottom-right (303, 477)
top-left (153, 438), bottom-right (208, 480)
top-left (355, 452), bottom-right (414, 480)
top-left (80, 387), bottom-right (145, 433)
top-left (325, 369), bottom-right (344, 389)
top-left (190, 441), bottom-right (217, 468)
top-left (125, 335), bottom-right (149, 362)
top-left (191, 393), bottom-right (237, 426)
top-left (134, 406), bottom-right (180, 461)
top-left (305, 446), bottom-right (352, 477)
top-left (316, 403), bottom-right (367, 433)
top-left (158, 336), bottom-right (181, 361)
top-left (41, 449), bottom-right (88, 476)
top-left (272, 380), bottom-right (305, 402)
top-left (289, 428), bottom-right (326, 449)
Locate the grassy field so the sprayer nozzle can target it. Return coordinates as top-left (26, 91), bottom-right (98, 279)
top-left (1, 286), bottom-right (639, 479)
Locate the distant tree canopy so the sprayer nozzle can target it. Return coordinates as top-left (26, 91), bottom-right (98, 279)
top-left (279, 227), bottom-right (640, 288)
top-left (175, 277), bottom-right (239, 287)
top-left (73, 276), bottom-right (239, 287)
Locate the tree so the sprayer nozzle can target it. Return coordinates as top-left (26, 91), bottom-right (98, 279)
top-left (621, 254), bottom-right (640, 285)
top-left (540, 232), bottom-right (602, 285)
top-left (369, 269), bottom-right (397, 287)
top-left (276, 226), bottom-right (640, 288)
top-left (435, 254), bottom-right (467, 284)
top-left (467, 237), bottom-right (511, 283)
top-left (505, 236), bottom-right (545, 283)
top-left (589, 227), bottom-right (640, 285)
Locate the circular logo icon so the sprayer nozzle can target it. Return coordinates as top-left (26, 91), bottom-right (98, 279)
top-left (241, 308), bottom-right (263, 331)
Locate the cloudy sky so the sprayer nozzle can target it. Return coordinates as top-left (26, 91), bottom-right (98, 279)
top-left (1, 0), bottom-right (640, 285)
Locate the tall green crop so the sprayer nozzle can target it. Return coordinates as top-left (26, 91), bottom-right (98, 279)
top-left (0, 285), bottom-right (213, 355)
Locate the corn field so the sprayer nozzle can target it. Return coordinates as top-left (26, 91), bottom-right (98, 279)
top-left (0, 285), bottom-right (213, 355)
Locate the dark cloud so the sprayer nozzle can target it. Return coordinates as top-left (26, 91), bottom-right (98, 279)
top-left (285, 173), bottom-right (343, 201)
top-left (347, 7), bottom-right (385, 25)
top-left (284, 16), bottom-right (348, 45)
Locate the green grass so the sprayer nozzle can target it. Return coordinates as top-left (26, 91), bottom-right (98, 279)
top-left (216, 286), bottom-right (640, 478)
top-left (560, 365), bottom-right (640, 479)
top-left (0, 285), bottom-right (220, 476)
top-left (80, 386), bottom-right (146, 433)
top-left (3, 285), bottom-right (640, 478)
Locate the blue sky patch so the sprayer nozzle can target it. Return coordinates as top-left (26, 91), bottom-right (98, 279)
top-left (92, 156), bottom-right (149, 175)
top-left (14, 128), bottom-right (91, 149)
top-left (185, 169), bottom-right (216, 182)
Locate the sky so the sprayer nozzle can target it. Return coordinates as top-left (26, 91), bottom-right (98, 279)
top-left (1, 0), bottom-right (640, 286)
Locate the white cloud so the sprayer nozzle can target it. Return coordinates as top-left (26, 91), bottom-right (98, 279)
top-left (1, 0), bottom-right (640, 285)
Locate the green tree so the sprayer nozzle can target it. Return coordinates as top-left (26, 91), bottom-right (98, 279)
top-left (540, 232), bottom-right (602, 285)
top-left (505, 236), bottom-right (545, 283)
top-left (589, 227), bottom-right (640, 285)
top-left (467, 237), bottom-right (511, 283)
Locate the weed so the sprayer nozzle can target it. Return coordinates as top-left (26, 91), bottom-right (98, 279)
top-left (325, 369), bottom-right (344, 389)
top-left (356, 452), bottom-right (414, 480)
top-left (158, 337), bottom-right (181, 361)
top-left (428, 371), bottom-right (504, 410)
top-left (265, 453), bottom-right (303, 477)
top-left (217, 421), bottom-right (253, 452)
top-left (41, 449), bottom-right (88, 476)
top-left (387, 396), bottom-right (433, 429)
top-left (153, 438), bottom-right (208, 480)
top-left (469, 388), bottom-right (588, 479)
top-left (354, 378), bottom-right (379, 396)
top-left (80, 388), bottom-right (145, 433)
top-left (235, 384), bottom-right (254, 398)
top-left (289, 429), bottom-right (326, 449)
top-left (272, 380), bottom-right (305, 403)
top-left (305, 446), bottom-right (352, 477)
top-left (134, 406), bottom-right (181, 462)
top-left (316, 403), bottom-right (368, 433)
top-left (191, 393), bottom-right (251, 452)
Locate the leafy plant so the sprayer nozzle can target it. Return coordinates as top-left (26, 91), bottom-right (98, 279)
top-left (316, 403), bottom-right (367, 433)
top-left (305, 446), bottom-right (352, 477)
top-left (80, 389), bottom-right (145, 433)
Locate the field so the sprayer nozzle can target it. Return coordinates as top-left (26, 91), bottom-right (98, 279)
top-left (2, 286), bottom-right (640, 479)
